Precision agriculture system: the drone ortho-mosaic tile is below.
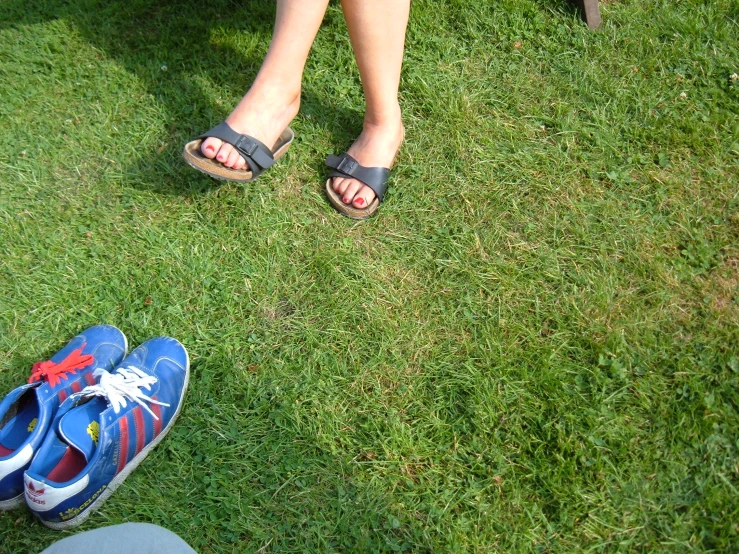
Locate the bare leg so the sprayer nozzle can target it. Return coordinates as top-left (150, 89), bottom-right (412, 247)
top-left (331, 0), bottom-right (410, 208)
top-left (201, 0), bottom-right (330, 170)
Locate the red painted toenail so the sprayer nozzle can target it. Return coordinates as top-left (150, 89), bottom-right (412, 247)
top-left (355, 198), bottom-right (365, 206)
top-left (343, 198), bottom-right (350, 204)
top-left (206, 145), bottom-right (214, 152)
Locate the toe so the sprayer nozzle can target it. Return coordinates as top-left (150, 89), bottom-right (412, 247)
top-left (352, 185), bottom-right (376, 209)
top-left (215, 143), bottom-right (234, 165)
top-left (201, 137), bottom-right (223, 159)
top-left (332, 177), bottom-right (347, 195)
top-left (341, 179), bottom-right (364, 205)
top-left (225, 149), bottom-right (243, 169)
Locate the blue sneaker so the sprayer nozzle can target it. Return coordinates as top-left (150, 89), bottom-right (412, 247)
top-left (0, 325), bottom-right (127, 510)
top-left (24, 337), bottom-right (189, 529)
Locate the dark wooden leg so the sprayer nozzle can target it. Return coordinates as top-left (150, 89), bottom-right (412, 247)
top-left (571, 0), bottom-right (601, 29)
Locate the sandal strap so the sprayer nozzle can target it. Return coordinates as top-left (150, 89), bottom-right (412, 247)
top-left (325, 153), bottom-right (391, 202)
top-left (198, 122), bottom-right (275, 177)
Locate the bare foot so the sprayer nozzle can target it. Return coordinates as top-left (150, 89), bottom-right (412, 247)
top-left (201, 83), bottom-right (301, 170)
top-left (331, 107), bottom-right (404, 209)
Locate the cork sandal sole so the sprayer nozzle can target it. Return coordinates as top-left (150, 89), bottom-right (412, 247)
top-left (183, 127), bottom-right (294, 183)
top-left (324, 140), bottom-right (402, 220)
top-left (324, 181), bottom-right (381, 220)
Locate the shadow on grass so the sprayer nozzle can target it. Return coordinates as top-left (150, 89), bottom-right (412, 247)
top-left (548, 0), bottom-right (591, 23)
top-left (1, 0), bottom-right (590, 198)
top-left (1, 0), bottom-right (364, 197)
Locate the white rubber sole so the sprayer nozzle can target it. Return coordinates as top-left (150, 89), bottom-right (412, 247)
top-left (38, 347), bottom-right (191, 530)
top-left (0, 493), bottom-right (25, 511)
top-left (120, 326), bottom-right (129, 356)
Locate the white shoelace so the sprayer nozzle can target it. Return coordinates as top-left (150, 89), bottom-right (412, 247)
top-left (82, 367), bottom-right (170, 420)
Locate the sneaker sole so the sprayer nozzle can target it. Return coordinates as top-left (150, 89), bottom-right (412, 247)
top-left (38, 345), bottom-right (190, 530)
top-left (0, 493), bottom-right (25, 511)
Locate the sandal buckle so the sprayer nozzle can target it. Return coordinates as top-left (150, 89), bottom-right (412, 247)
top-left (337, 157), bottom-right (357, 173)
top-left (235, 137), bottom-right (258, 156)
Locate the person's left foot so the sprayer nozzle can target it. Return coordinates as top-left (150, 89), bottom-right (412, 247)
top-left (331, 112), bottom-right (404, 209)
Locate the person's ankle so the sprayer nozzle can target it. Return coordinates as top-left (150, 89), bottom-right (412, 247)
top-left (249, 77), bottom-right (302, 107)
top-left (224, 84), bottom-right (301, 136)
top-left (363, 102), bottom-right (402, 130)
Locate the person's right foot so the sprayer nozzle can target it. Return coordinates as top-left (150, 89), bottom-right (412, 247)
top-left (201, 84), bottom-right (300, 171)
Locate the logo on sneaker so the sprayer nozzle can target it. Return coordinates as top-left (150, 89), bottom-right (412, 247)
top-left (59, 485), bottom-right (106, 521)
top-left (28, 417), bottom-right (38, 432)
top-left (86, 421), bottom-right (99, 445)
top-left (26, 481), bottom-right (46, 505)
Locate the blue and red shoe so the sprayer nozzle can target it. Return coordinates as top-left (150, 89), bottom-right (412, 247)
top-left (24, 337), bottom-right (189, 529)
top-left (0, 325), bottom-right (127, 510)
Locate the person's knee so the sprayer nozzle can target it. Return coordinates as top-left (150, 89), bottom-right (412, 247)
top-left (40, 522), bottom-right (197, 554)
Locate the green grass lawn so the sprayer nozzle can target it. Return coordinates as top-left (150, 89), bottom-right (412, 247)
top-left (1, 0), bottom-right (738, 551)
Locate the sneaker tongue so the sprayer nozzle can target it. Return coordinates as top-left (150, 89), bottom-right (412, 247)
top-left (57, 397), bottom-right (107, 462)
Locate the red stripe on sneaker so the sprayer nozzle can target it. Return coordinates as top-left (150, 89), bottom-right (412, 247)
top-left (58, 390), bottom-right (68, 403)
top-left (133, 407), bottom-right (145, 456)
top-left (151, 398), bottom-right (162, 437)
top-left (84, 372), bottom-right (96, 386)
top-left (117, 417), bottom-right (129, 474)
top-left (71, 381), bottom-right (82, 393)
